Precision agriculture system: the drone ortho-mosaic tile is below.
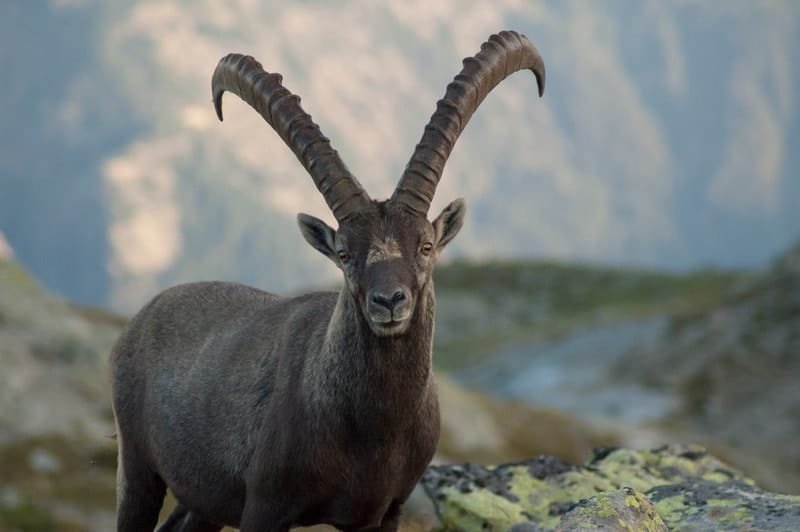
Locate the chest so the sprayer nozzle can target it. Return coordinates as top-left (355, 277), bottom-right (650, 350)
top-left (294, 437), bottom-right (423, 529)
top-left (253, 376), bottom-right (440, 528)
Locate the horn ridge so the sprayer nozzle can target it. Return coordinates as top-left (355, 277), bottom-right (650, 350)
top-left (392, 30), bottom-right (545, 216)
top-left (212, 53), bottom-right (371, 221)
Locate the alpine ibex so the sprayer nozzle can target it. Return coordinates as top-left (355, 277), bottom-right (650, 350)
top-left (111, 30), bottom-right (545, 531)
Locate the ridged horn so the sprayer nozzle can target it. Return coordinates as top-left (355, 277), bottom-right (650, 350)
top-left (392, 30), bottom-right (545, 217)
top-left (212, 54), bottom-right (371, 222)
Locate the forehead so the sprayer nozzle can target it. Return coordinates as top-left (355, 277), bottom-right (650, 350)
top-left (339, 202), bottom-right (431, 247)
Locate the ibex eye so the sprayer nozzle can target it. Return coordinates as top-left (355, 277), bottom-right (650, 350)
top-left (420, 242), bottom-right (433, 255)
top-left (337, 251), bottom-right (350, 263)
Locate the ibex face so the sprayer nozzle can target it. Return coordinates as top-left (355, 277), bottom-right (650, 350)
top-left (298, 199), bottom-right (465, 336)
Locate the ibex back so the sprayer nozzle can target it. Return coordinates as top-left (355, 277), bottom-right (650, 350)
top-left (110, 30), bottom-right (545, 532)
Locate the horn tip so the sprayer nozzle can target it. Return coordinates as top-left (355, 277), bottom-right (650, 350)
top-left (212, 91), bottom-right (224, 121)
top-left (531, 63), bottom-right (546, 97)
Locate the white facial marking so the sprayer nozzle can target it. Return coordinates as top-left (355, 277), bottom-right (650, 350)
top-left (366, 237), bottom-right (402, 265)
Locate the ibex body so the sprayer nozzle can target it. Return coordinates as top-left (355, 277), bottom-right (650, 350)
top-left (111, 30), bottom-right (544, 531)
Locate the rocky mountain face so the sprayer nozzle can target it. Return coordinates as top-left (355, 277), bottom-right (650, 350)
top-left (2, 1), bottom-right (799, 312)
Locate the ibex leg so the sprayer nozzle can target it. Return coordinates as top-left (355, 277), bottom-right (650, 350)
top-left (115, 438), bottom-right (167, 532)
top-left (157, 503), bottom-right (222, 532)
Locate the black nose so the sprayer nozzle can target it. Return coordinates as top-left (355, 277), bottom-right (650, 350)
top-left (371, 289), bottom-right (407, 311)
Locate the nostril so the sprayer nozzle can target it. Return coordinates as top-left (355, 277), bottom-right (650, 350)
top-left (371, 293), bottom-right (392, 310)
top-left (371, 290), bottom-right (406, 311)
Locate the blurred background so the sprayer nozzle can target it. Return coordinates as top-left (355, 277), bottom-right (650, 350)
top-left (0, 0), bottom-right (798, 530)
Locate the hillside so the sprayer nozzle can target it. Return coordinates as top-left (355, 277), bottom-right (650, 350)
top-left (3, 239), bottom-right (799, 528)
top-left (0, 259), bottom-right (122, 530)
top-left (436, 241), bottom-right (800, 493)
top-left (615, 240), bottom-right (800, 492)
top-left (433, 259), bottom-right (740, 371)
top-left (0, 257), bottom-right (624, 531)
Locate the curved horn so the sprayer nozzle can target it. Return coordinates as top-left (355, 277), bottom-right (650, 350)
top-left (212, 54), bottom-right (371, 222)
top-left (392, 30), bottom-right (545, 216)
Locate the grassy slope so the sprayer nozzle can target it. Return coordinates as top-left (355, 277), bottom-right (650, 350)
top-left (433, 259), bottom-right (742, 371)
top-left (9, 252), bottom-right (782, 528)
top-left (3, 256), bottom-right (655, 530)
top-left (0, 260), bottom-right (122, 530)
top-left (613, 241), bottom-right (800, 492)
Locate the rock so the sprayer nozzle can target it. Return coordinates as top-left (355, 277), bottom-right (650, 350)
top-left (27, 448), bottom-right (62, 474)
top-left (419, 444), bottom-right (800, 531)
top-left (555, 488), bottom-right (667, 532)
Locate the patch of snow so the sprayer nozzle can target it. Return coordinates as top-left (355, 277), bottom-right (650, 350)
top-left (0, 232), bottom-right (13, 260)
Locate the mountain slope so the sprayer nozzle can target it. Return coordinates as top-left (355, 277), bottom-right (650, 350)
top-left (0, 255), bottom-right (621, 530)
top-left (616, 240), bottom-right (800, 491)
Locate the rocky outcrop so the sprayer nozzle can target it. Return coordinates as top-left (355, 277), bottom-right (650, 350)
top-left (419, 445), bottom-right (800, 531)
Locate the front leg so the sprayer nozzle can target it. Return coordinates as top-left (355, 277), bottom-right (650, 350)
top-left (347, 501), bottom-right (401, 532)
top-left (375, 501), bottom-right (401, 532)
top-left (239, 495), bottom-right (291, 532)
top-left (157, 503), bottom-right (222, 532)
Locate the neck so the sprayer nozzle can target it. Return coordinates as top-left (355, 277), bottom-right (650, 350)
top-left (308, 285), bottom-right (436, 434)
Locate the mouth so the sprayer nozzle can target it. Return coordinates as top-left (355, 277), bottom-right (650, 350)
top-left (368, 315), bottom-right (410, 336)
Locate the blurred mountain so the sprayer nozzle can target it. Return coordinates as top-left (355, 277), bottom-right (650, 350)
top-left (439, 237), bottom-right (800, 492)
top-left (0, 257), bottom-right (122, 530)
top-left (0, 260), bottom-right (122, 445)
top-left (1, 1), bottom-right (798, 311)
top-left (615, 239), bottom-right (800, 492)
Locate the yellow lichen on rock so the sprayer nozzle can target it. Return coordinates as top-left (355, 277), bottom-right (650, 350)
top-left (422, 445), bottom-right (800, 531)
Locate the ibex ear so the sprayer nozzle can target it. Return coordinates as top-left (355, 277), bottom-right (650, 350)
top-left (297, 213), bottom-right (338, 263)
top-left (432, 198), bottom-right (466, 251)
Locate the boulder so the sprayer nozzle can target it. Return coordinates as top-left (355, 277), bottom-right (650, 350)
top-left (418, 444), bottom-right (800, 531)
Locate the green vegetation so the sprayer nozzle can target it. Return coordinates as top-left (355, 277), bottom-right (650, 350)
top-left (0, 258), bottom-right (124, 530)
top-left (0, 499), bottom-right (62, 532)
top-left (0, 435), bottom-right (117, 531)
top-left (433, 259), bottom-right (742, 370)
top-left (612, 241), bottom-right (800, 493)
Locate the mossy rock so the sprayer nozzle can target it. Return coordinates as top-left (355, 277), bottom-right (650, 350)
top-left (421, 444), bottom-right (800, 531)
top-left (554, 487), bottom-right (667, 532)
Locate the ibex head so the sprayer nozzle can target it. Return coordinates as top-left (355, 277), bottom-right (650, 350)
top-left (212, 30), bottom-right (545, 336)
